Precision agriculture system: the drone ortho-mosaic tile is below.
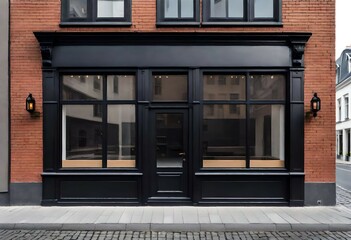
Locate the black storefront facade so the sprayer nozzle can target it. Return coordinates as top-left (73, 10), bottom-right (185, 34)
top-left (35, 32), bottom-right (310, 206)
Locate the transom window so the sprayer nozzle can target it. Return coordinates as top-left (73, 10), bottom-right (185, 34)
top-left (61, 74), bottom-right (136, 168)
top-left (203, 0), bottom-right (281, 24)
top-left (61, 0), bottom-right (131, 24)
top-left (202, 73), bottom-right (286, 169)
top-left (152, 73), bottom-right (188, 101)
top-left (157, 0), bottom-right (200, 25)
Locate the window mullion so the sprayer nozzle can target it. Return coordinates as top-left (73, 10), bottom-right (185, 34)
top-left (102, 75), bottom-right (108, 168)
top-left (247, 0), bottom-right (252, 21)
top-left (87, 0), bottom-right (93, 22)
top-left (178, 0), bottom-right (182, 18)
top-left (245, 72), bottom-right (250, 168)
top-left (226, 0), bottom-right (229, 18)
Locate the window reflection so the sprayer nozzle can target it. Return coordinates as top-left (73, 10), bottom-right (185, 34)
top-left (68, 0), bottom-right (87, 18)
top-left (98, 0), bottom-right (124, 18)
top-left (107, 75), bottom-right (135, 100)
top-left (254, 0), bottom-right (274, 18)
top-left (249, 74), bottom-right (285, 100)
top-left (202, 73), bottom-right (285, 169)
top-left (228, 0), bottom-right (244, 18)
top-left (203, 74), bottom-right (246, 100)
top-left (211, 0), bottom-right (226, 17)
top-left (203, 105), bottom-right (246, 168)
top-left (62, 105), bottom-right (103, 168)
top-left (249, 105), bottom-right (284, 168)
top-left (107, 105), bottom-right (136, 168)
top-left (61, 73), bottom-right (136, 169)
top-left (211, 0), bottom-right (243, 18)
top-left (180, 0), bottom-right (194, 18)
top-left (63, 75), bottom-right (103, 100)
top-left (156, 113), bottom-right (184, 168)
top-left (164, 0), bottom-right (194, 18)
top-left (165, 0), bottom-right (178, 18)
top-left (152, 74), bottom-right (188, 101)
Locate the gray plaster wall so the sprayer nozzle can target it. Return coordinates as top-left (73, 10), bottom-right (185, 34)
top-left (305, 182), bottom-right (336, 206)
top-left (9, 183), bottom-right (42, 205)
top-left (0, 0), bottom-right (9, 193)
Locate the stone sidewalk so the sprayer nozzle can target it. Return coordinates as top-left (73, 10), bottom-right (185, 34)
top-left (1, 206), bottom-right (351, 232)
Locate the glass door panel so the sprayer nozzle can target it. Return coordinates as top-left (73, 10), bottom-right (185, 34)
top-left (156, 113), bottom-right (184, 168)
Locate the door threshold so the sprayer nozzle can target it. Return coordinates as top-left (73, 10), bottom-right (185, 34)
top-left (147, 197), bottom-right (193, 205)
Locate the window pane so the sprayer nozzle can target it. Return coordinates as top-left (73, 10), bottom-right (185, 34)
top-left (98, 0), bottom-right (124, 18)
top-left (228, 0), bottom-right (243, 18)
top-left (249, 105), bottom-right (284, 168)
top-left (152, 74), bottom-right (188, 101)
top-left (107, 105), bottom-right (136, 168)
top-left (203, 74), bottom-right (246, 100)
top-left (156, 113), bottom-right (184, 168)
top-left (164, 0), bottom-right (178, 18)
top-left (249, 74), bottom-right (285, 100)
top-left (211, 0), bottom-right (226, 17)
top-left (63, 75), bottom-right (103, 100)
top-left (254, 0), bottom-right (274, 18)
top-left (181, 0), bottom-right (194, 18)
top-left (68, 0), bottom-right (87, 18)
top-left (62, 105), bottom-right (103, 168)
top-left (107, 75), bottom-right (135, 100)
top-left (203, 104), bottom-right (246, 168)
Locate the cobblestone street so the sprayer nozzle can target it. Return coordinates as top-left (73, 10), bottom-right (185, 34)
top-left (337, 184), bottom-right (351, 209)
top-left (1, 186), bottom-right (351, 239)
top-left (2, 230), bottom-right (351, 240)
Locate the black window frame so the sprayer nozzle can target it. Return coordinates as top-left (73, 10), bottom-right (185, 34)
top-left (202, 0), bottom-right (282, 26)
top-left (200, 70), bottom-right (288, 170)
top-left (61, 0), bottom-right (132, 26)
top-left (156, 0), bottom-right (200, 26)
top-left (60, 72), bottom-right (138, 170)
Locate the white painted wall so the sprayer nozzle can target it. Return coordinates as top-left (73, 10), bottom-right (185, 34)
top-left (336, 76), bottom-right (351, 160)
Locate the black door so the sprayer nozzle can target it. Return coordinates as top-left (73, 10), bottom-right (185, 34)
top-left (147, 109), bottom-right (190, 203)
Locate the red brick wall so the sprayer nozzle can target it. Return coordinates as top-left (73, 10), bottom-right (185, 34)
top-left (10, 0), bottom-right (335, 182)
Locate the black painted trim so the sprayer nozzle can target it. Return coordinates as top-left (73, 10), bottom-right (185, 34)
top-left (34, 32), bottom-right (312, 46)
top-left (59, 22), bottom-right (132, 27)
top-left (36, 32), bottom-right (311, 206)
top-left (201, 22), bottom-right (282, 27)
top-left (156, 22), bottom-right (201, 27)
top-left (42, 172), bottom-right (143, 176)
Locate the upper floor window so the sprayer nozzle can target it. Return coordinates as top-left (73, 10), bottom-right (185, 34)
top-left (347, 54), bottom-right (351, 73)
top-left (338, 98), bottom-right (342, 122)
top-left (202, 0), bottom-right (281, 24)
top-left (336, 64), bottom-right (340, 84)
top-left (157, 0), bottom-right (200, 25)
top-left (345, 95), bottom-right (349, 119)
top-left (61, 0), bottom-right (131, 24)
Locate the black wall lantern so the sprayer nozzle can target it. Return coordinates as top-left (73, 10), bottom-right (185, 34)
top-left (310, 93), bottom-right (321, 117)
top-left (26, 93), bottom-right (35, 113)
top-left (26, 93), bottom-right (40, 117)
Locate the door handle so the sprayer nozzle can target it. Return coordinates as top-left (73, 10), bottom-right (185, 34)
top-left (179, 152), bottom-right (186, 161)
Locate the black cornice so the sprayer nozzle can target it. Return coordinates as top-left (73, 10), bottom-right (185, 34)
top-left (34, 32), bottom-right (312, 68)
top-left (34, 32), bottom-right (311, 46)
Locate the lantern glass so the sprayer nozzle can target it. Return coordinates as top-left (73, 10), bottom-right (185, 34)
top-left (310, 93), bottom-right (321, 117)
